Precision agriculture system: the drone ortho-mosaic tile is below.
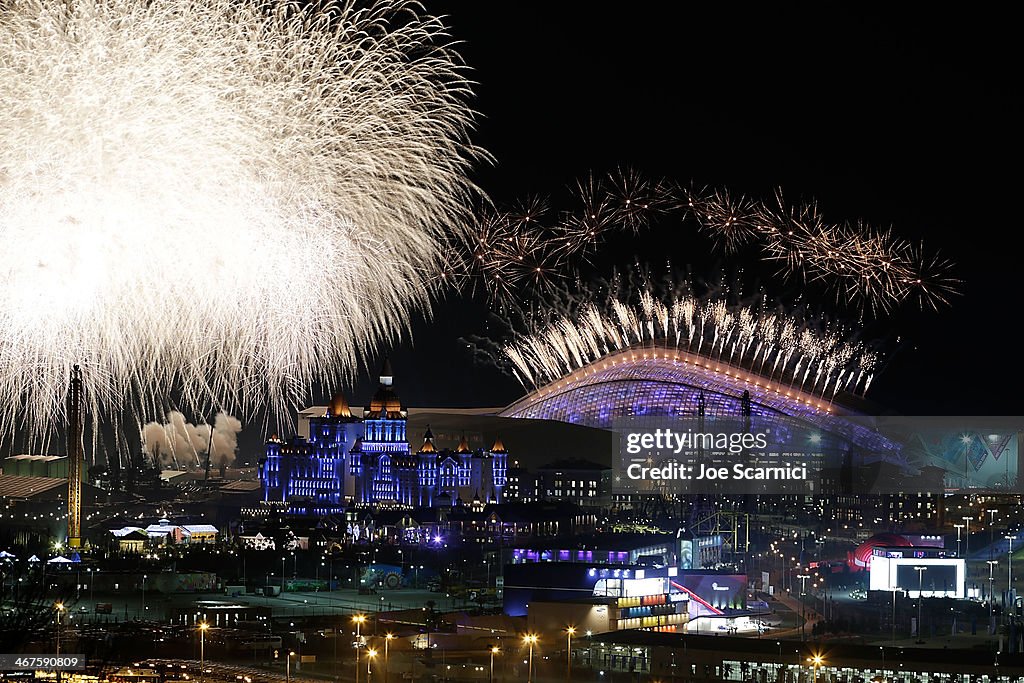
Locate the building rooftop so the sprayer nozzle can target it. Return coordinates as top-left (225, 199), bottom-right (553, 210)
top-left (0, 475), bottom-right (67, 499)
top-left (5, 454), bottom-right (65, 461)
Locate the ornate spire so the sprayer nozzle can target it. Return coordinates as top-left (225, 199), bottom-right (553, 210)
top-left (418, 425), bottom-right (437, 454)
top-left (379, 357), bottom-right (394, 387)
top-left (456, 433), bottom-right (471, 454)
top-left (489, 436), bottom-right (507, 453)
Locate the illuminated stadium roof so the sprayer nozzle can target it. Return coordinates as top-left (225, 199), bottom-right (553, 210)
top-left (499, 345), bottom-right (901, 458)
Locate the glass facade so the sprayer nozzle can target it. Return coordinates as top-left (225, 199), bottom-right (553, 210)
top-left (500, 350), bottom-right (900, 458)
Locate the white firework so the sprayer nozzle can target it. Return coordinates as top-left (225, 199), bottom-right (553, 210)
top-left (0, 0), bottom-right (482, 444)
top-left (504, 292), bottom-right (876, 399)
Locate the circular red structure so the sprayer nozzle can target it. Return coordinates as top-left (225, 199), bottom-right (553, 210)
top-left (850, 533), bottom-right (914, 569)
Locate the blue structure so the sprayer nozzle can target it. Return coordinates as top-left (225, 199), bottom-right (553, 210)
top-left (260, 388), bottom-right (360, 509)
top-left (260, 360), bottom-right (508, 510)
top-left (499, 347), bottom-right (900, 461)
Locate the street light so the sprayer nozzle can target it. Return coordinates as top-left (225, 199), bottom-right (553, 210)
top-left (565, 626), bottom-right (576, 682)
top-left (142, 574), bottom-right (147, 618)
top-left (807, 655), bottom-right (823, 683)
top-left (54, 602), bottom-right (65, 655)
top-left (384, 633), bottom-right (394, 683)
top-left (963, 516), bottom-right (974, 561)
top-left (797, 574), bottom-right (811, 641)
top-left (954, 524), bottom-right (964, 558)
top-left (199, 622), bottom-right (209, 683)
top-left (889, 585), bottom-right (900, 645)
top-left (1006, 535), bottom-right (1017, 606)
top-left (987, 561), bottom-right (998, 633)
top-left (353, 615), bottom-right (367, 683)
top-left (286, 650), bottom-right (296, 683)
top-left (490, 646), bottom-right (500, 683)
top-left (914, 566), bottom-right (927, 643)
top-left (523, 633), bottom-right (538, 683)
top-left (366, 648), bottom-right (377, 681)
top-left (988, 509), bottom-right (999, 561)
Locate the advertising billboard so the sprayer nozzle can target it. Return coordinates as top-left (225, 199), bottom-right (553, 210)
top-left (869, 556), bottom-right (965, 598)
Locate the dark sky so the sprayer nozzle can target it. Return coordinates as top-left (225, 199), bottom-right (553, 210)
top-left (333, 5), bottom-right (1021, 421)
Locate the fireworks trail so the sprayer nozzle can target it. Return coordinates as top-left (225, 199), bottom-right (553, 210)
top-left (461, 170), bottom-right (956, 312)
top-left (0, 0), bottom-right (482, 451)
top-left (685, 188), bottom-right (959, 312)
top-left (503, 289), bottom-right (877, 401)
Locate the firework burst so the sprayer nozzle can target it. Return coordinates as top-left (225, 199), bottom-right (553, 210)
top-left (503, 289), bottom-right (877, 400)
top-left (0, 0), bottom-right (481, 446)
top-left (462, 170), bottom-right (957, 313)
top-left (684, 188), bottom-right (959, 312)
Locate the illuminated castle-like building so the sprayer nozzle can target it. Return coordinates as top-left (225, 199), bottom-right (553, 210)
top-left (259, 360), bottom-right (508, 510)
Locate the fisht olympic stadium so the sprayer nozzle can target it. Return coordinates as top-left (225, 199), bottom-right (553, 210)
top-left (499, 344), bottom-right (900, 463)
top-left (496, 344), bottom-right (1020, 487)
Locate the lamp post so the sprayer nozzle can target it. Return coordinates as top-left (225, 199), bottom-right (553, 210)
top-left (914, 566), bottom-right (927, 643)
top-left (880, 646), bottom-right (885, 683)
top-left (1006, 535), bottom-right (1017, 605)
top-left (199, 622), bottom-right (209, 683)
top-left (54, 602), bottom-right (65, 655)
top-left (890, 587), bottom-right (899, 645)
top-left (523, 634), bottom-right (538, 683)
top-left (963, 517), bottom-right (974, 598)
top-left (987, 561), bottom-right (998, 634)
top-left (366, 648), bottom-right (376, 681)
top-left (954, 524), bottom-right (964, 559)
top-left (142, 574), bottom-right (147, 618)
top-left (565, 626), bottom-right (575, 682)
top-left (353, 615), bottom-right (366, 683)
top-left (281, 557), bottom-right (286, 590)
top-left (490, 646), bottom-right (500, 683)
top-left (384, 633), bottom-right (393, 683)
top-left (797, 574), bottom-right (810, 641)
top-left (988, 509), bottom-right (999, 562)
top-left (287, 651), bottom-right (296, 683)
top-left (807, 655), bottom-right (823, 683)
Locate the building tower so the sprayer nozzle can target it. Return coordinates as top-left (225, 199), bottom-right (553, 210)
top-left (351, 358), bottom-right (412, 505)
top-left (66, 365), bottom-right (84, 548)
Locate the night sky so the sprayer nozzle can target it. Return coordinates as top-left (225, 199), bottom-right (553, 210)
top-left (340, 4), bottom-right (1020, 418)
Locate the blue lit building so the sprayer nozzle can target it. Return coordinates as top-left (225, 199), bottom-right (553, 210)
top-left (259, 389), bottom-right (360, 511)
top-left (260, 361), bottom-right (508, 510)
top-left (499, 346), bottom-right (901, 462)
top-left (350, 361), bottom-right (508, 506)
